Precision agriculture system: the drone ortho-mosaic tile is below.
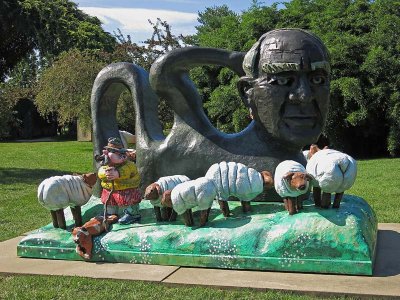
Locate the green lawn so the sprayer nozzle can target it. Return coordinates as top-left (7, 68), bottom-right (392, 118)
top-left (0, 140), bottom-right (397, 299)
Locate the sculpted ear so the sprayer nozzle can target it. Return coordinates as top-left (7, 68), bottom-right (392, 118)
top-left (283, 172), bottom-right (294, 181)
top-left (237, 76), bottom-right (254, 108)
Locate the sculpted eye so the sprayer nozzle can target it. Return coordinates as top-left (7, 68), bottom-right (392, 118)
top-left (310, 75), bottom-right (326, 85)
top-left (267, 75), bottom-right (293, 86)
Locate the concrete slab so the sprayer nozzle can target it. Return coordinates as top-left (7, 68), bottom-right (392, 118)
top-left (0, 237), bottom-right (178, 281)
top-left (163, 223), bottom-right (400, 298)
top-left (1, 223), bottom-right (399, 298)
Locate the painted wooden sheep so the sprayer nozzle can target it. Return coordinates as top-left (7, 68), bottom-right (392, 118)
top-left (144, 175), bottom-right (190, 221)
top-left (274, 160), bottom-right (313, 215)
top-left (205, 161), bottom-right (274, 217)
top-left (38, 173), bottom-right (97, 229)
top-left (306, 149), bottom-right (357, 209)
top-left (161, 177), bottom-right (217, 227)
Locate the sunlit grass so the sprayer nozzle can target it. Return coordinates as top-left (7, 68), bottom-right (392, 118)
top-left (0, 274), bottom-right (357, 300)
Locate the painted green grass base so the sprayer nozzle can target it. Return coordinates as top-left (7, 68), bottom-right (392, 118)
top-left (18, 195), bottom-right (377, 275)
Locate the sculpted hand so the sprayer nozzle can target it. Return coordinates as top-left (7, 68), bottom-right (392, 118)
top-left (105, 167), bottom-right (119, 180)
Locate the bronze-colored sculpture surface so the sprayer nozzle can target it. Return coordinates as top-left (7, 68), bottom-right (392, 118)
top-left (91, 28), bottom-right (330, 200)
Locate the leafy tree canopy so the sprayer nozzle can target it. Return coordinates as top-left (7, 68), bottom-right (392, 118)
top-left (0, 0), bottom-right (115, 81)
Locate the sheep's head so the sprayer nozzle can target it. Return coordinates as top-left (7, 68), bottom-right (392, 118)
top-left (144, 183), bottom-right (161, 200)
top-left (260, 171), bottom-right (274, 190)
top-left (308, 144), bottom-right (328, 159)
top-left (82, 173), bottom-right (97, 188)
top-left (283, 172), bottom-right (313, 191)
top-left (161, 190), bottom-right (173, 208)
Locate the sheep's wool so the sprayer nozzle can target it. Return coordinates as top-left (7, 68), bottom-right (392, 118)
top-left (150, 175), bottom-right (191, 207)
top-left (205, 161), bottom-right (263, 201)
top-left (38, 175), bottom-right (92, 211)
top-left (306, 149), bottom-right (357, 193)
top-left (171, 177), bottom-right (217, 215)
top-left (274, 160), bottom-right (308, 198)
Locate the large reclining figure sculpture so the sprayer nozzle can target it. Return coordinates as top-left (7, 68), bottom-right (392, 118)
top-left (91, 28), bottom-right (331, 201)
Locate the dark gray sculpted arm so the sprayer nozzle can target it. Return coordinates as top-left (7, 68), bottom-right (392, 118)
top-left (149, 47), bottom-right (245, 134)
top-left (91, 62), bottom-right (164, 159)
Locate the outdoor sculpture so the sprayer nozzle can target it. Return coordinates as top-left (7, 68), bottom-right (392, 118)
top-left (37, 173), bottom-right (97, 229)
top-left (91, 28), bottom-right (331, 198)
top-left (162, 177), bottom-right (216, 227)
top-left (144, 175), bottom-right (190, 221)
top-left (97, 137), bottom-right (142, 224)
top-left (306, 149), bottom-right (357, 208)
top-left (19, 29), bottom-right (378, 276)
top-left (205, 161), bottom-right (274, 216)
top-left (274, 160), bottom-right (312, 215)
top-left (72, 214), bottom-right (118, 260)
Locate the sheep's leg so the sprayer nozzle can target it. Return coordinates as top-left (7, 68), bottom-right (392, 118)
top-left (182, 209), bottom-right (194, 227)
top-left (313, 187), bottom-right (322, 207)
top-left (161, 207), bottom-right (170, 221)
top-left (199, 209), bottom-right (209, 227)
top-left (241, 201), bottom-right (251, 213)
top-left (50, 210), bottom-right (59, 228)
top-left (333, 192), bottom-right (344, 209)
top-left (283, 198), bottom-right (288, 210)
top-left (70, 206), bottom-right (82, 227)
top-left (296, 197), bottom-right (303, 210)
top-left (189, 209), bottom-right (194, 225)
top-left (218, 200), bottom-right (231, 217)
top-left (154, 207), bottom-right (163, 222)
top-left (321, 192), bottom-right (331, 208)
top-left (287, 198), bottom-right (297, 215)
top-left (169, 209), bottom-right (177, 222)
top-left (206, 207), bottom-right (211, 222)
top-left (56, 209), bottom-right (66, 229)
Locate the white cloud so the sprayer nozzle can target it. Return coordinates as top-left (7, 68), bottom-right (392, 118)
top-left (81, 7), bottom-right (198, 42)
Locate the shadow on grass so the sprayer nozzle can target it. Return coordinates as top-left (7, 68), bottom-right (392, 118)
top-left (0, 168), bottom-right (76, 185)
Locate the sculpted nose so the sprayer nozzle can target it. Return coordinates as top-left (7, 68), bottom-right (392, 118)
top-left (298, 184), bottom-right (306, 190)
top-left (289, 75), bottom-right (313, 103)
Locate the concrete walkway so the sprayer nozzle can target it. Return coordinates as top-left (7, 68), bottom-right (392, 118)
top-left (1, 223), bottom-right (399, 299)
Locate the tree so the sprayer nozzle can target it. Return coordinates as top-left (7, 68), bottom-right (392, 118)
top-left (35, 49), bottom-right (104, 130)
top-left (0, 0), bottom-right (115, 81)
top-left (34, 19), bottom-right (188, 134)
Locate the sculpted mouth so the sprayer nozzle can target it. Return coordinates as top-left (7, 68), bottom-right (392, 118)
top-left (281, 100), bottom-right (321, 129)
top-left (283, 116), bottom-right (317, 128)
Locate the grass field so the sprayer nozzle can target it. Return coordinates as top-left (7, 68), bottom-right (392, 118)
top-left (0, 140), bottom-right (397, 299)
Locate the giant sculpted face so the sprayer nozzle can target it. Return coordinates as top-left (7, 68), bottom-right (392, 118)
top-left (239, 29), bottom-right (331, 148)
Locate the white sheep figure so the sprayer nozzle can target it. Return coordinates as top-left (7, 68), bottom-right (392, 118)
top-left (205, 161), bottom-right (272, 217)
top-left (161, 177), bottom-right (217, 227)
top-left (274, 160), bottom-right (312, 215)
top-left (37, 173), bottom-right (97, 229)
top-left (306, 149), bottom-right (357, 209)
top-left (144, 175), bottom-right (190, 221)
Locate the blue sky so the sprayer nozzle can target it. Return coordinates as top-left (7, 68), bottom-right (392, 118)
top-left (74, 0), bottom-right (280, 43)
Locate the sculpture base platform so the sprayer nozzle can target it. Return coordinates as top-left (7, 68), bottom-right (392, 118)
top-left (18, 195), bottom-right (377, 275)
